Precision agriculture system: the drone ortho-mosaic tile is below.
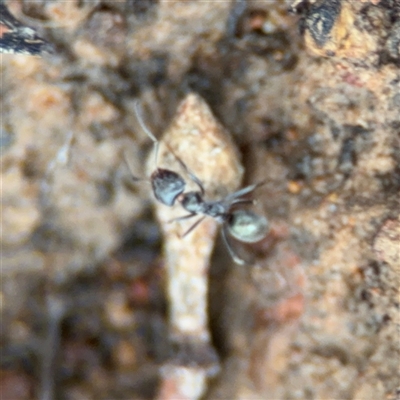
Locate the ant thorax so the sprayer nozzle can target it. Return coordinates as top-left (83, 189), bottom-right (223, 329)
top-left (180, 191), bottom-right (227, 222)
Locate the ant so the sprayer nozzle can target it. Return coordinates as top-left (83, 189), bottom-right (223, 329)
top-left (132, 101), bottom-right (269, 265)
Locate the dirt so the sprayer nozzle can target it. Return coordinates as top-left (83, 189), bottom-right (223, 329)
top-left (1, 1), bottom-right (399, 399)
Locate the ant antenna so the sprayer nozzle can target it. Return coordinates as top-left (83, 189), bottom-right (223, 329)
top-left (134, 100), bottom-right (159, 167)
top-left (122, 150), bottom-right (146, 183)
top-left (164, 142), bottom-right (205, 196)
top-left (221, 226), bottom-right (246, 265)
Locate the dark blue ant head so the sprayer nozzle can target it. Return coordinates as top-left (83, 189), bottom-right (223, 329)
top-left (151, 168), bottom-right (186, 206)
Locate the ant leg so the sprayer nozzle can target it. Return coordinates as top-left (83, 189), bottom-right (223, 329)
top-left (221, 225), bottom-right (246, 265)
top-left (134, 99), bottom-right (160, 167)
top-left (181, 215), bottom-right (207, 237)
top-left (229, 198), bottom-right (255, 207)
top-left (224, 184), bottom-right (258, 204)
top-left (168, 213), bottom-right (196, 224)
top-left (224, 180), bottom-right (267, 204)
top-left (165, 142), bottom-right (205, 196)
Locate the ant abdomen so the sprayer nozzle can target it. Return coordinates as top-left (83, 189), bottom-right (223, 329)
top-left (227, 209), bottom-right (269, 243)
top-left (151, 168), bottom-right (186, 206)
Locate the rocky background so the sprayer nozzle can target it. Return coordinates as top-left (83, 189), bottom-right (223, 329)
top-left (1, 0), bottom-right (399, 399)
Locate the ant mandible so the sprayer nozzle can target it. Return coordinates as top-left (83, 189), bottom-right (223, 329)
top-left (133, 100), bottom-right (269, 264)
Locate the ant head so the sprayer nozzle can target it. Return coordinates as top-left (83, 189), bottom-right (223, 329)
top-left (151, 168), bottom-right (186, 206)
top-left (227, 209), bottom-right (269, 243)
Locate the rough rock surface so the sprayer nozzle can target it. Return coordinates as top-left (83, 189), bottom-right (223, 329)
top-left (1, 1), bottom-right (399, 399)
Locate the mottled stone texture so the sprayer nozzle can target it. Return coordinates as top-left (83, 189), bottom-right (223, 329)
top-left (1, 1), bottom-right (399, 399)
